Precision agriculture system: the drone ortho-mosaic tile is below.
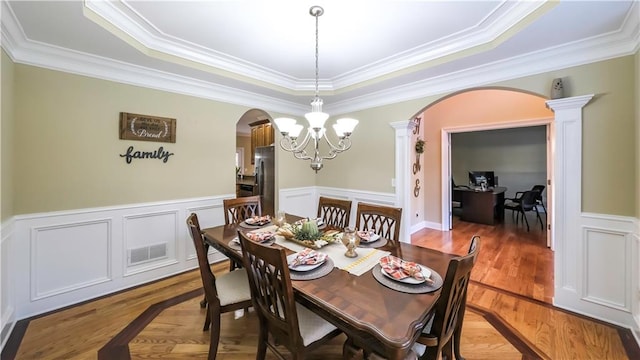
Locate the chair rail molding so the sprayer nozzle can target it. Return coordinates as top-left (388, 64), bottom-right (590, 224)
top-left (390, 120), bottom-right (415, 243)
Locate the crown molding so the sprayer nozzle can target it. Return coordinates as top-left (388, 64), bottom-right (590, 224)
top-left (2, 1), bottom-right (639, 117)
top-left (325, 1), bottom-right (640, 115)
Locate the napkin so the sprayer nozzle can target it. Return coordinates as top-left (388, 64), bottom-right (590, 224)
top-left (246, 230), bottom-right (274, 243)
top-left (289, 248), bottom-right (327, 268)
top-left (357, 230), bottom-right (375, 242)
top-left (379, 255), bottom-right (425, 281)
top-left (246, 215), bottom-right (271, 225)
top-left (293, 218), bottom-right (324, 226)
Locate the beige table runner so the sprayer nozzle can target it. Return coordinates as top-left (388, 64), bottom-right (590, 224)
top-left (274, 236), bottom-right (389, 276)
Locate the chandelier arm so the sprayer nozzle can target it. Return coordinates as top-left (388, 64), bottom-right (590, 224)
top-left (279, 132), bottom-right (312, 153)
top-left (323, 136), bottom-right (350, 153)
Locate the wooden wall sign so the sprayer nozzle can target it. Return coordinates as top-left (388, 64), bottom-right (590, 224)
top-left (119, 112), bottom-right (176, 143)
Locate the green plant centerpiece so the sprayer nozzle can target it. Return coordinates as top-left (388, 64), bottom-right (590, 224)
top-left (277, 219), bottom-right (341, 249)
top-left (294, 220), bottom-right (322, 241)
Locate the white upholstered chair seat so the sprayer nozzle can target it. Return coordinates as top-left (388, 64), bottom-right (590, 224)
top-left (216, 268), bottom-right (252, 306)
top-left (295, 303), bottom-right (338, 346)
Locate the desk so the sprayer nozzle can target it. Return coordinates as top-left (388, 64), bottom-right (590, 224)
top-left (454, 186), bottom-right (507, 225)
top-left (202, 218), bottom-right (455, 360)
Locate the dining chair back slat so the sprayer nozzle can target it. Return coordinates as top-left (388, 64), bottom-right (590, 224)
top-left (317, 196), bottom-right (352, 230)
top-left (223, 196), bottom-right (262, 225)
top-left (355, 202), bottom-right (402, 246)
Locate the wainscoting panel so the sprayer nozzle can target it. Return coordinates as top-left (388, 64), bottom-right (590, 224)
top-left (123, 210), bottom-right (178, 276)
top-left (278, 187), bottom-right (317, 219)
top-left (553, 212), bottom-right (638, 330)
top-left (9, 195), bottom-right (230, 319)
top-left (31, 219), bottom-right (112, 300)
top-left (582, 226), bottom-right (629, 311)
top-left (184, 203), bottom-right (227, 262)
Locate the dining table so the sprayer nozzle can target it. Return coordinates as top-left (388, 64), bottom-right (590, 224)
top-left (201, 215), bottom-right (456, 360)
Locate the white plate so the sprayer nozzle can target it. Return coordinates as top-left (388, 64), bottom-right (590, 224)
top-left (380, 265), bottom-right (432, 284)
top-left (287, 252), bottom-right (326, 272)
top-left (358, 233), bottom-right (381, 243)
top-left (244, 218), bottom-right (270, 226)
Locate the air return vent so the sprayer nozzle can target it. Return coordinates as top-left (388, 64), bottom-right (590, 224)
top-left (128, 243), bottom-right (168, 266)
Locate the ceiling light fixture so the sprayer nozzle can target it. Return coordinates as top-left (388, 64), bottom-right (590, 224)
top-left (274, 5), bottom-right (358, 173)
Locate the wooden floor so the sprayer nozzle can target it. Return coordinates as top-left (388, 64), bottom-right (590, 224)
top-left (4, 215), bottom-right (637, 359)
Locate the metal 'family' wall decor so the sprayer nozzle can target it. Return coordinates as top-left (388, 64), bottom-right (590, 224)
top-left (119, 112), bottom-right (176, 164)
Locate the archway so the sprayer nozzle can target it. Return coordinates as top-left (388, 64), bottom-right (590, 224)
top-left (236, 109), bottom-right (277, 215)
top-left (409, 88), bottom-right (553, 235)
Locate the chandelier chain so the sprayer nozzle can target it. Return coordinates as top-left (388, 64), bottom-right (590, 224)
top-left (314, 10), bottom-right (320, 99)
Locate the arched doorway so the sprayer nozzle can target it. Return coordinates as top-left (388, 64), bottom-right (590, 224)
top-left (409, 88), bottom-right (553, 241)
top-left (236, 109), bottom-right (276, 215)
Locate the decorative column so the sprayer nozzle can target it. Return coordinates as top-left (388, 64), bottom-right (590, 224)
top-left (390, 120), bottom-right (416, 243)
top-left (545, 94), bottom-right (593, 304)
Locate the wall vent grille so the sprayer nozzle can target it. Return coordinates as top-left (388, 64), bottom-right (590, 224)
top-left (128, 243), bottom-right (168, 266)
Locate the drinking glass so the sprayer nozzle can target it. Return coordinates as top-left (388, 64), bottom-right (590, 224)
top-left (275, 210), bottom-right (286, 227)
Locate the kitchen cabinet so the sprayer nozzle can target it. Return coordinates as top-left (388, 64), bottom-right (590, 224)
top-left (250, 120), bottom-right (274, 164)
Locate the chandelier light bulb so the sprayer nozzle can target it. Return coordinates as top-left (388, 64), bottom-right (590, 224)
top-left (274, 117), bottom-right (297, 134)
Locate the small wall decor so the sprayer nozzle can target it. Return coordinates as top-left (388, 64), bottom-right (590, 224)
top-left (412, 116), bottom-right (421, 135)
top-left (413, 137), bottom-right (425, 174)
top-left (414, 179), bottom-right (421, 197)
top-left (119, 145), bottom-right (174, 164)
top-left (550, 78), bottom-right (564, 99)
top-left (120, 112), bottom-right (176, 143)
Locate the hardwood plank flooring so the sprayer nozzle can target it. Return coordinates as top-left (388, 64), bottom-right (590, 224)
top-left (4, 216), bottom-right (636, 359)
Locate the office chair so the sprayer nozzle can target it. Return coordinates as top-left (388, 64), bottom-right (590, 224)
top-left (504, 190), bottom-right (544, 231)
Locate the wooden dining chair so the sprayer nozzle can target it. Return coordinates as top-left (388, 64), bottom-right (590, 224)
top-left (317, 196), bottom-right (352, 230)
top-left (355, 202), bottom-right (403, 247)
top-left (223, 195), bottom-right (262, 225)
top-left (360, 236), bottom-right (481, 360)
top-left (186, 213), bottom-right (253, 359)
top-left (199, 195), bottom-right (262, 309)
top-left (410, 236), bottom-right (480, 360)
top-left (238, 230), bottom-right (342, 360)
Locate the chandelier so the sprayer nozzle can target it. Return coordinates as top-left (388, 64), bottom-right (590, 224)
top-left (274, 5), bottom-right (358, 173)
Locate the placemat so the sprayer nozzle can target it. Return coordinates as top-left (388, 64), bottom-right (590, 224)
top-left (289, 257), bottom-right (335, 281)
top-left (358, 238), bottom-right (388, 249)
top-left (228, 239), bottom-right (242, 251)
top-left (371, 264), bottom-right (443, 294)
top-left (228, 236), bottom-right (275, 251)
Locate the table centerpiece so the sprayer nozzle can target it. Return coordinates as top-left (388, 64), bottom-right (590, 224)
top-left (276, 219), bottom-right (341, 249)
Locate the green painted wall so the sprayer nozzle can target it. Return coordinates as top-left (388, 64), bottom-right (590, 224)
top-left (1, 54), bottom-right (637, 218)
top-left (1, 50), bottom-right (15, 221)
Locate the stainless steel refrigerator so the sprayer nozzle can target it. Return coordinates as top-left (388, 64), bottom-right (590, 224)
top-left (254, 145), bottom-right (275, 216)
